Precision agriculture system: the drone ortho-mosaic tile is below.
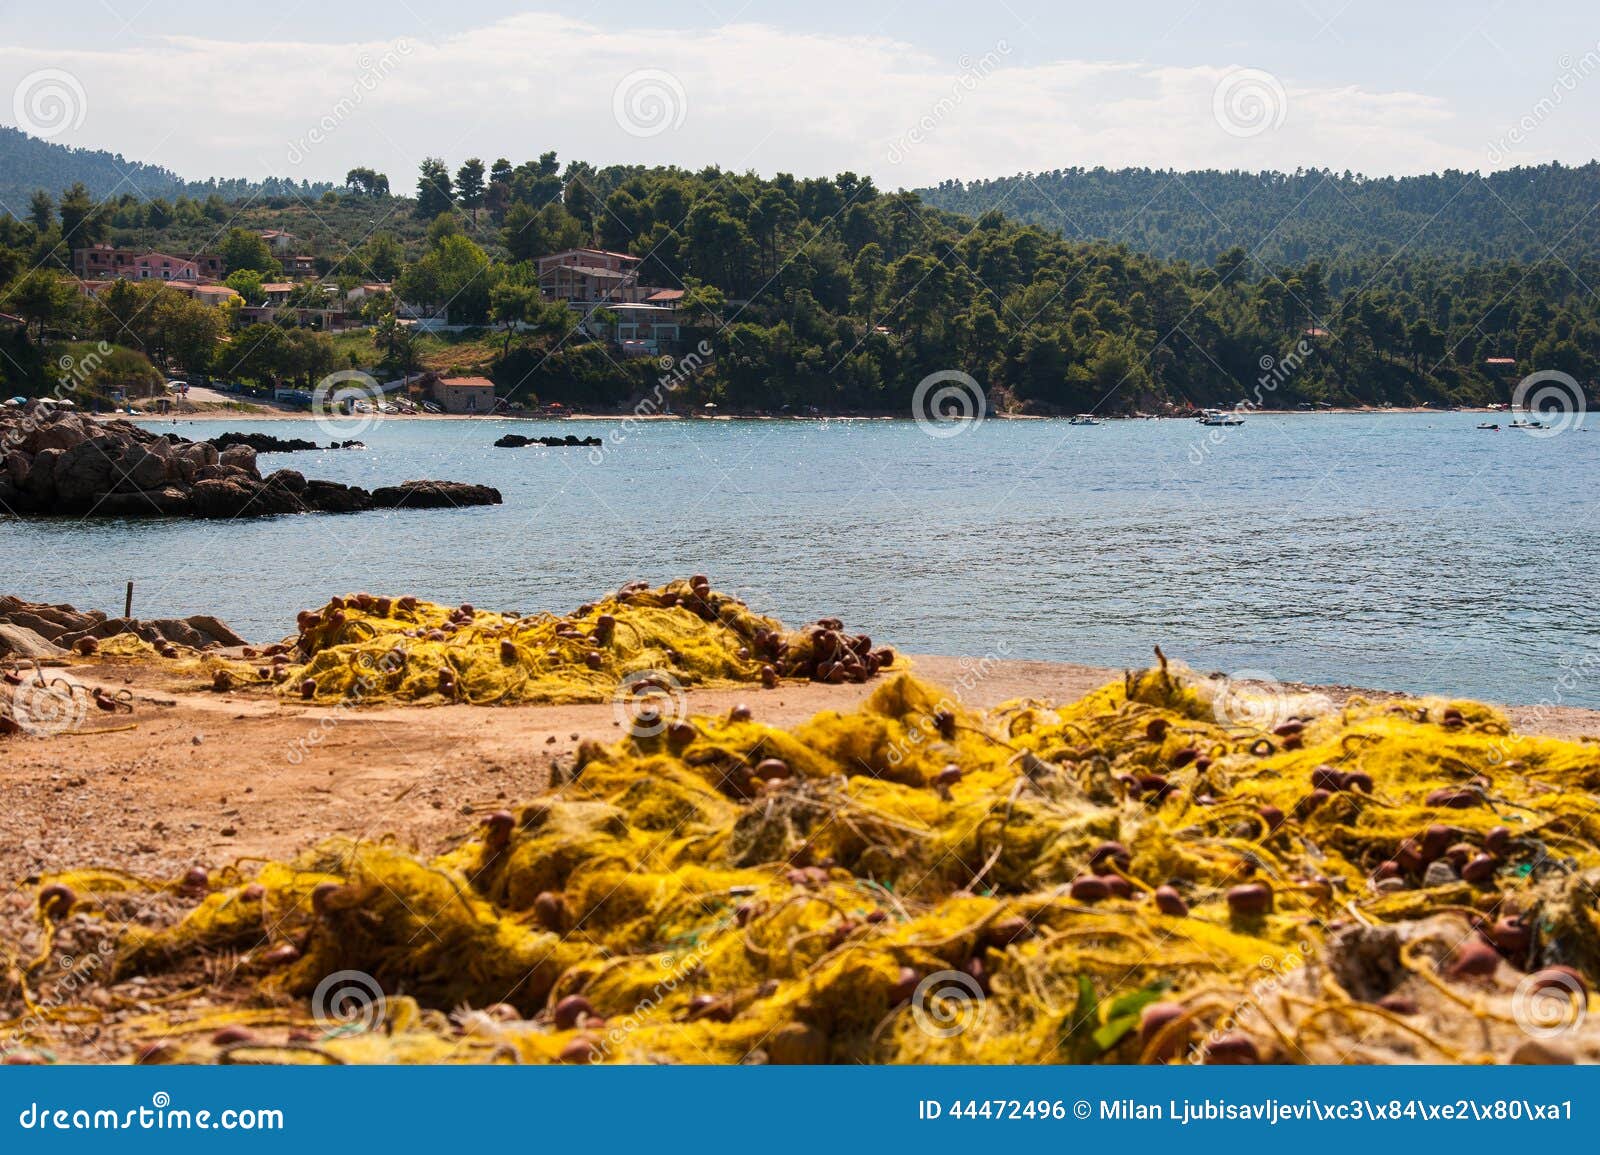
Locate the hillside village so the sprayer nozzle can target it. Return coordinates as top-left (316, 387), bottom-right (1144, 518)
top-left (1, 152), bottom-right (1595, 417)
top-left (45, 232), bottom-right (684, 414)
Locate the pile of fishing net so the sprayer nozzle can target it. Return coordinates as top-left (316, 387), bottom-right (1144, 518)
top-left (18, 654), bottom-right (1600, 1064)
top-left (272, 577), bottom-right (892, 705)
top-left (17, 577), bottom-right (894, 707)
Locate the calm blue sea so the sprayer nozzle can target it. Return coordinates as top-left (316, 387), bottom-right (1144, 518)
top-left (5, 412), bottom-right (1596, 705)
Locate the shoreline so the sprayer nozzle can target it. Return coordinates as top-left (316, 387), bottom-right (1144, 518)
top-left (112, 405), bottom-right (1502, 424)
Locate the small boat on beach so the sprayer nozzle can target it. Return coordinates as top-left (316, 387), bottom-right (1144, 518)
top-left (1197, 408), bottom-right (1245, 426)
top-left (1068, 413), bottom-right (1102, 426)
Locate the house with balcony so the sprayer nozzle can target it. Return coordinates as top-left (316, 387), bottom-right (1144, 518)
top-left (536, 248), bottom-right (680, 354)
top-left (72, 245), bottom-right (225, 282)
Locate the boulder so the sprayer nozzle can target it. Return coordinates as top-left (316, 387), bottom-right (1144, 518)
top-left (0, 623), bottom-right (66, 659)
top-left (52, 437), bottom-right (123, 506)
top-left (31, 413), bottom-right (89, 453)
top-left (5, 450), bottom-right (31, 487)
top-left (207, 432), bottom-right (323, 453)
top-left (115, 445), bottom-right (175, 493)
top-left (184, 615), bottom-right (249, 648)
top-left (262, 468), bottom-right (307, 494)
top-left (369, 480), bottom-right (503, 509)
top-left (21, 447), bottom-right (60, 503)
top-left (218, 444), bottom-right (258, 474)
top-left (188, 477), bottom-right (258, 519)
top-left (97, 486), bottom-right (191, 517)
top-left (299, 479), bottom-right (371, 513)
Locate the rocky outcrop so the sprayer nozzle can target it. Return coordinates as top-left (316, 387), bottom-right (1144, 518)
top-left (369, 480), bottom-right (503, 509)
top-left (200, 432), bottom-right (365, 454)
top-left (495, 433), bottom-right (603, 448)
top-left (0, 404), bottom-right (494, 519)
top-left (0, 623), bottom-right (66, 659)
top-left (0, 595), bottom-right (249, 654)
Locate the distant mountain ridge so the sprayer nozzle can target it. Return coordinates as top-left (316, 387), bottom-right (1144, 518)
top-left (917, 163), bottom-right (1600, 266)
top-left (0, 126), bottom-right (333, 211)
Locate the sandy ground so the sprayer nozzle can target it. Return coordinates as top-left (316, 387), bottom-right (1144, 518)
top-left (3, 654), bottom-right (1595, 903)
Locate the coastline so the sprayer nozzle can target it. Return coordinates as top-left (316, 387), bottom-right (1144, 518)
top-left (111, 404), bottom-right (1498, 424)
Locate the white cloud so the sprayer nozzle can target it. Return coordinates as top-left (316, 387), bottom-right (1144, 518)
top-left (0, 11), bottom-right (1496, 190)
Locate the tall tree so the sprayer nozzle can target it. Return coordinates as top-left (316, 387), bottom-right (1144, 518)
top-left (57, 182), bottom-right (105, 246)
top-left (415, 158), bottom-right (454, 220)
top-left (454, 158), bottom-right (486, 223)
top-left (27, 190), bottom-right (53, 232)
top-left (344, 167), bottom-right (390, 197)
top-left (218, 228), bottom-right (279, 276)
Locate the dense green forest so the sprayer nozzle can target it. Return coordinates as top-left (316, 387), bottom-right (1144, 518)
top-left (919, 163), bottom-right (1600, 267)
top-left (1, 142), bottom-right (1597, 414)
top-left (0, 127), bottom-right (334, 215)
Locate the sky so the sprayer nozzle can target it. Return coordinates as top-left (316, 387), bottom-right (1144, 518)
top-left (2, 0), bottom-right (1599, 189)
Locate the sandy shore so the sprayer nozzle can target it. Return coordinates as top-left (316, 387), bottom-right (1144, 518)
top-left (3, 654), bottom-right (1594, 908)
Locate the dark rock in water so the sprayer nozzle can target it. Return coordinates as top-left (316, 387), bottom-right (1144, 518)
top-left (369, 480), bottom-right (503, 509)
top-left (0, 402), bottom-right (494, 519)
top-left (494, 433), bottom-right (602, 448)
top-left (200, 432), bottom-right (366, 454)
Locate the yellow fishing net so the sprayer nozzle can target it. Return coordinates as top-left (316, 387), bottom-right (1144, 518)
top-left (15, 652), bottom-right (1600, 1065)
top-left (274, 578), bottom-right (895, 705)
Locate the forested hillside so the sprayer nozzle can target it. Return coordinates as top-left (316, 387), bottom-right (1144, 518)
top-left (2, 146), bottom-right (1596, 414)
top-left (0, 127), bottom-right (333, 213)
top-left (919, 163), bottom-right (1600, 267)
